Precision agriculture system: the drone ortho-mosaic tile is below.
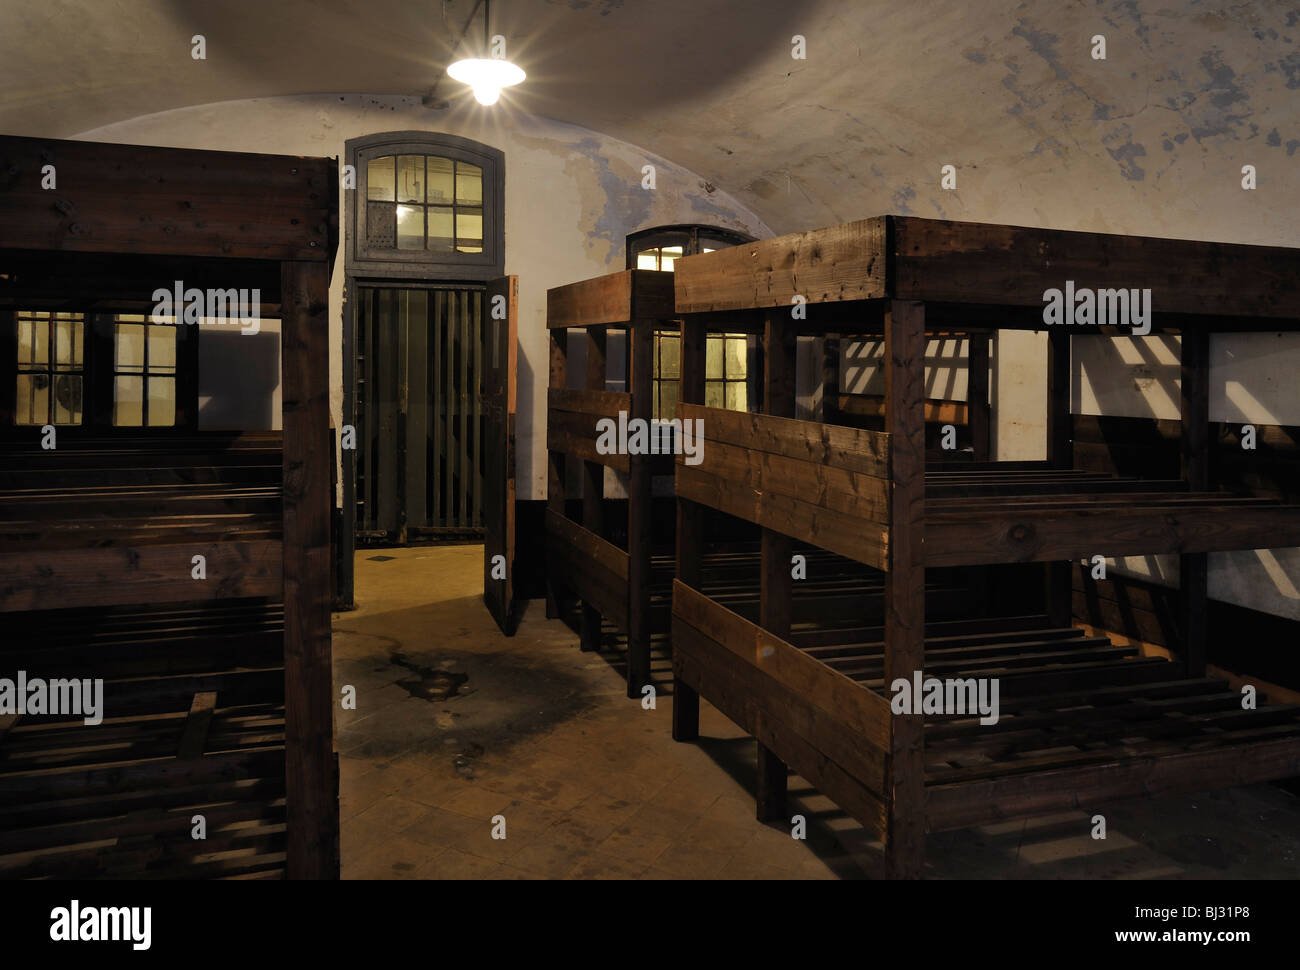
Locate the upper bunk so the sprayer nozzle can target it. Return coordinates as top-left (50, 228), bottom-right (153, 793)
top-left (672, 215), bottom-right (1300, 333)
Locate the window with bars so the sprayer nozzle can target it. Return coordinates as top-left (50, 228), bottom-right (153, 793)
top-left (111, 314), bottom-right (177, 427)
top-left (627, 226), bottom-right (755, 419)
top-left (15, 311), bottom-right (84, 425)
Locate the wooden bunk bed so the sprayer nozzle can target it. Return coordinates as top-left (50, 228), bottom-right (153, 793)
top-left (668, 215), bottom-right (1300, 878)
top-left (0, 135), bottom-right (338, 879)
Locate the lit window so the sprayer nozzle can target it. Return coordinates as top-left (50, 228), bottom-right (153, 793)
top-left (113, 314), bottom-right (177, 427)
top-left (15, 311), bottom-right (84, 425)
top-left (366, 154), bottom-right (484, 254)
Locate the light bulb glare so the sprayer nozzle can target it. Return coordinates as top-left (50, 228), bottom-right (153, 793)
top-left (473, 85), bottom-right (501, 106)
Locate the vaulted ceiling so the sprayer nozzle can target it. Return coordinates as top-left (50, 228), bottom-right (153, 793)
top-left (2, 0), bottom-right (1296, 236)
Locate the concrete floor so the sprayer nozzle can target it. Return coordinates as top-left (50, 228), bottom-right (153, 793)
top-left (334, 545), bottom-right (1300, 879)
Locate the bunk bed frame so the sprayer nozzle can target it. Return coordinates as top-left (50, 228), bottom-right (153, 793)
top-left (668, 215), bottom-right (1300, 878)
top-left (0, 135), bottom-right (338, 879)
top-left (545, 270), bottom-right (675, 696)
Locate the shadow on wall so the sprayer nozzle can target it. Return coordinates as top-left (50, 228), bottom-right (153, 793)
top-left (198, 328), bottom-right (281, 430)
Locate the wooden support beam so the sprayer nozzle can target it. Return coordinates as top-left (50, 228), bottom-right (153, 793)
top-left (545, 329), bottom-right (568, 620)
top-left (580, 327), bottom-right (607, 654)
top-left (756, 311), bottom-right (796, 823)
top-left (1181, 327), bottom-right (1210, 676)
top-left (1045, 328), bottom-right (1072, 627)
top-left (280, 259), bottom-right (338, 880)
top-left (626, 323), bottom-right (655, 696)
top-left (673, 315), bottom-right (707, 741)
top-left (884, 299), bottom-right (926, 879)
top-left (178, 691), bottom-right (218, 759)
top-left (968, 331), bottom-right (990, 460)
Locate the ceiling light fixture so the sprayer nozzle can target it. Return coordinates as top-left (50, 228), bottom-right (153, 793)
top-left (447, 0), bottom-right (524, 106)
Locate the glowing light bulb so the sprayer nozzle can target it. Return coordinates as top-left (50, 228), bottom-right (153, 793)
top-left (447, 58), bottom-right (524, 106)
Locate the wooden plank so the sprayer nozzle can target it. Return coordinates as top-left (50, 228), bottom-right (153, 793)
top-left (280, 259), bottom-right (337, 881)
top-left (756, 311), bottom-right (796, 821)
top-left (545, 329), bottom-right (568, 619)
top-left (673, 315), bottom-right (707, 742)
top-left (0, 541), bottom-right (282, 612)
top-left (673, 581), bottom-right (891, 751)
top-left (626, 324), bottom-right (655, 694)
top-left (581, 327), bottom-right (609, 655)
top-left (923, 503), bottom-right (1300, 566)
top-left (892, 216), bottom-right (1300, 320)
top-left (546, 269), bottom-right (674, 329)
top-left (678, 401), bottom-right (889, 478)
top-left (673, 217), bottom-right (888, 313)
top-left (0, 135), bottom-right (336, 261)
top-left (178, 692), bottom-right (218, 759)
top-left (884, 299), bottom-right (926, 879)
top-left (968, 333), bottom-right (990, 459)
top-left (925, 735), bottom-right (1300, 832)
top-left (1181, 327), bottom-right (1209, 677)
top-left (675, 463), bottom-right (889, 571)
top-left (548, 387), bottom-right (632, 416)
top-left (672, 620), bottom-right (889, 836)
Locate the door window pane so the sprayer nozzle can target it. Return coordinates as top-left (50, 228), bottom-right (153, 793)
top-left (52, 374), bottom-right (83, 425)
top-left (367, 156), bottom-right (396, 201)
top-left (426, 156), bottom-right (454, 203)
top-left (148, 325), bottom-right (177, 371)
top-left (114, 376), bottom-right (144, 426)
top-left (147, 377), bottom-right (176, 427)
top-left (396, 205), bottom-right (424, 250)
top-left (397, 155), bottom-right (424, 203)
top-left (427, 207), bottom-right (454, 253)
top-left (456, 210), bottom-right (483, 253)
top-left (455, 162), bottom-right (483, 205)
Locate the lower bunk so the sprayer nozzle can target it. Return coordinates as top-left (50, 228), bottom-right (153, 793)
top-left (671, 579), bottom-right (1300, 876)
top-left (0, 600), bottom-right (289, 879)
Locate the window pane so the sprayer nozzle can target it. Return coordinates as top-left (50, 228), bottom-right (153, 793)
top-left (456, 209), bottom-right (483, 253)
top-left (114, 376), bottom-right (143, 426)
top-left (16, 374), bottom-right (47, 424)
top-left (705, 336), bottom-right (724, 379)
top-left (659, 381), bottom-right (680, 421)
top-left (116, 324), bottom-right (145, 370)
top-left (726, 336), bottom-right (747, 377)
top-left (705, 380), bottom-right (725, 408)
top-left (367, 156), bottom-right (395, 201)
top-left (396, 204), bottom-right (424, 250)
top-left (52, 373), bottom-right (82, 424)
top-left (658, 334), bottom-right (680, 379)
top-left (726, 381), bottom-right (747, 412)
top-left (148, 325), bottom-right (177, 372)
top-left (366, 202), bottom-right (396, 247)
top-left (636, 250), bottom-right (659, 270)
top-left (397, 155), bottom-right (424, 203)
top-left (456, 162), bottom-right (483, 205)
top-left (17, 318), bottom-right (36, 365)
top-left (426, 156), bottom-right (454, 204)
top-left (147, 377), bottom-right (176, 427)
top-left (427, 207), bottom-right (454, 253)
top-left (660, 245), bottom-right (683, 272)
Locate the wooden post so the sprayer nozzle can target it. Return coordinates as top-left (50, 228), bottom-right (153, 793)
top-left (280, 260), bottom-right (338, 879)
top-left (626, 323), bottom-right (654, 696)
top-left (673, 315), bottom-right (706, 741)
top-left (1181, 327), bottom-right (1210, 676)
top-left (1045, 328), bottom-right (1072, 627)
top-left (756, 312), bottom-right (796, 823)
top-left (968, 331), bottom-right (991, 460)
top-left (820, 333), bottom-right (841, 424)
top-left (580, 326), bottom-right (607, 653)
top-left (884, 299), bottom-right (926, 879)
top-left (545, 329), bottom-right (568, 619)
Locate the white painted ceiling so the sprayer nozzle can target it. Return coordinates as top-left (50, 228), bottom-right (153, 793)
top-left (1, 0), bottom-right (1297, 235)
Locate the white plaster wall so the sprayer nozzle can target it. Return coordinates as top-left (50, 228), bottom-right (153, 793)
top-left (74, 94), bottom-right (771, 500)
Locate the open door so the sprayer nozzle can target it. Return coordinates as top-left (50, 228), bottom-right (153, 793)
top-left (483, 275), bottom-right (519, 635)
